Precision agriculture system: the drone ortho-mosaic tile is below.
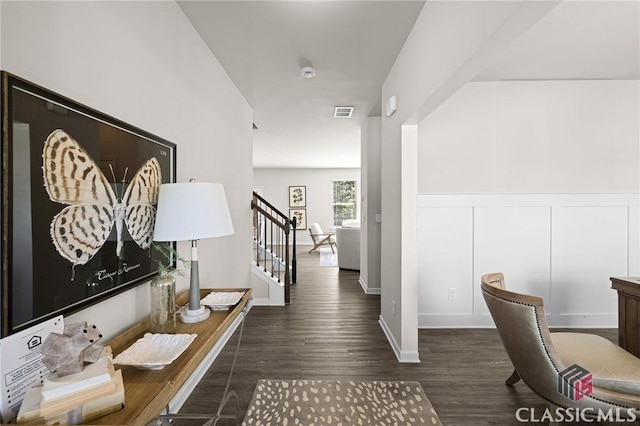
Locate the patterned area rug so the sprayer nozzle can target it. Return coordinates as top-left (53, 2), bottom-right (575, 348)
top-left (319, 248), bottom-right (338, 267)
top-left (242, 379), bottom-right (442, 425)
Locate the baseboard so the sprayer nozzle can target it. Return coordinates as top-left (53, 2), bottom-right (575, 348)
top-left (250, 297), bottom-right (285, 307)
top-left (418, 313), bottom-right (496, 328)
top-left (378, 315), bottom-right (420, 363)
top-left (359, 277), bottom-right (381, 295)
top-left (251, 297), bottom-right (270, 306)
top-left (418, 313), bottom-right (618, 328)
top-left (546, 313), bottom-right (618, 328)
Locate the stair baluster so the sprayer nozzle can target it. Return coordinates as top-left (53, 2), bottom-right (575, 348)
top-left (250, 191), bottom-right (296, 304)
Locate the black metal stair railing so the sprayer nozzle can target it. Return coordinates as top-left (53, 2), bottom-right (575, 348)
top-left (251, 191), bottom-right (297, 304)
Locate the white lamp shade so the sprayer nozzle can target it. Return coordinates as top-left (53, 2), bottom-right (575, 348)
top-left (153, 182), bottom-right (234, 242)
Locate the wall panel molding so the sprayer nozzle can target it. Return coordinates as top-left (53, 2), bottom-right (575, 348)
top-left (418, 193), bottom-right (640, 328)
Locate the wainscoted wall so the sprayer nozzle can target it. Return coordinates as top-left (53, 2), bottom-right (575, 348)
top-left (417, 193), bottom-right (639, 328)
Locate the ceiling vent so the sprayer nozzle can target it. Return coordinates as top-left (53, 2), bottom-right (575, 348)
top-left (334, 106), bottom-right (354, 118)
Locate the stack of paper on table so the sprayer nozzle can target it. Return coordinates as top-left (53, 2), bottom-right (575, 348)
top-left (17, 356), bottom-right (125, 424)
top-left (41, 356), bottom-right (114, 401)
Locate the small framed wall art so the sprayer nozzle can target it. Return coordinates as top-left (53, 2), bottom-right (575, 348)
top-left (290, 209), bottom-right (307, 229)
top-left (289, 185), bottom-right (306, 207)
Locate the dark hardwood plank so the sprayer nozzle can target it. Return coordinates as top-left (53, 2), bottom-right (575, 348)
top-left (177, 248), bottom-right (618, 425)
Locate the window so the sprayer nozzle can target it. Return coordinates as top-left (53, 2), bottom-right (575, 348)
top-left (332, 179), bottom-right (357, 227)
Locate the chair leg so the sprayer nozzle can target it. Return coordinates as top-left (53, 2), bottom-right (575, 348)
top-left (505, 369), bottom-right (521, 385)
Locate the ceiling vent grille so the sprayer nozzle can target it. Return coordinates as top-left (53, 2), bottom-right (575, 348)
top-left (334, 106), bottom-right (354, 118)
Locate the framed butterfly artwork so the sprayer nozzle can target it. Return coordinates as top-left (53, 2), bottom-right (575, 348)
top-left (1, 72), bottom-right (177, 337)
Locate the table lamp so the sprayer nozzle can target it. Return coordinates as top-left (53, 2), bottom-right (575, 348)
top-left (153, 180), bottom-right (234, 323)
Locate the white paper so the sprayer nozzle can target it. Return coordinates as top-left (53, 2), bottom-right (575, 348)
top-left (0, 316), bottom-right (64, 423)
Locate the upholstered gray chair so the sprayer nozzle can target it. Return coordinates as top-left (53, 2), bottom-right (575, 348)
top-left (481, 272), bottom-right (640, 420)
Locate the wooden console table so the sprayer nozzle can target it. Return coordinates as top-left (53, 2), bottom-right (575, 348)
top-left (610, 277), bottom-right (640, 357)
top-left (90, 288), bottom-right (251, 425)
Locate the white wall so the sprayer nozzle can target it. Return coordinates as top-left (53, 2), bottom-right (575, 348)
top-left (360, 117), bottom-right (382, 293)
top-left (417, 80), bottom-right (640, 327)
top-left (419, 81), bottom-right (639, 193)
top-left (1, 1), bottom-right (253, 340)
top-left (253, 168), bottom-right (360, 244)
top-left (380, 0), bottom-right (557, 362)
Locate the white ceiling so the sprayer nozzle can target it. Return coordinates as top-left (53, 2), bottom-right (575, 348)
top-left (474, 1), bottom-right (640, 81)
top-left (178, 0), bottom-right (425, 168)
top-left (179, 1), bottom-right (640, 169)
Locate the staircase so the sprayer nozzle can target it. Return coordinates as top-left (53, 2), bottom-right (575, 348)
top-left (251, 192), bottom-right (297, 304)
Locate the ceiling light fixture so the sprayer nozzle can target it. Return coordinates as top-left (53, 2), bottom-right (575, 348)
top-left (300, 66), bottom-right (316, 79)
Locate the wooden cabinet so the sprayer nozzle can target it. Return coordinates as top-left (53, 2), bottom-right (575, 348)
top-left (610, 277), bottom-right (640, 357)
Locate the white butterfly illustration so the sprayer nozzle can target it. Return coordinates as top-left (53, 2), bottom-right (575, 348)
top-left (42, 129), bottom-right (162, 269)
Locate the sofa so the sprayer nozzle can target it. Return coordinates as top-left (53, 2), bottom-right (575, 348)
top-left (335, 221), bottom-right (360, 271)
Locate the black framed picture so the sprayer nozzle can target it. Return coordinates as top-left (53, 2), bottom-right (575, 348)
top-left (290, 209), bottom-right (307, 229)
top-left (1, 72), bottom-right (176, 336)
top-left (289, 185), bottom-right (306, 207)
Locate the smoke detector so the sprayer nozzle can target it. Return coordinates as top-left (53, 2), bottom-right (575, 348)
top-left (300, 66), bottom-right (316, 79)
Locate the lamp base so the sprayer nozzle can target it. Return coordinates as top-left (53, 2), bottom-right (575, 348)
top-left (180, 306), bottom-right (211, 323)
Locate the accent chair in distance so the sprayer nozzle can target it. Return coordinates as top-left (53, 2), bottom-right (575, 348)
top-left (307, 223), bottom-right (336, 254)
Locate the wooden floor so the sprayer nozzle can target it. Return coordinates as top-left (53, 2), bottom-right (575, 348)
top-left (178, 248), bottom-right (618, 425)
